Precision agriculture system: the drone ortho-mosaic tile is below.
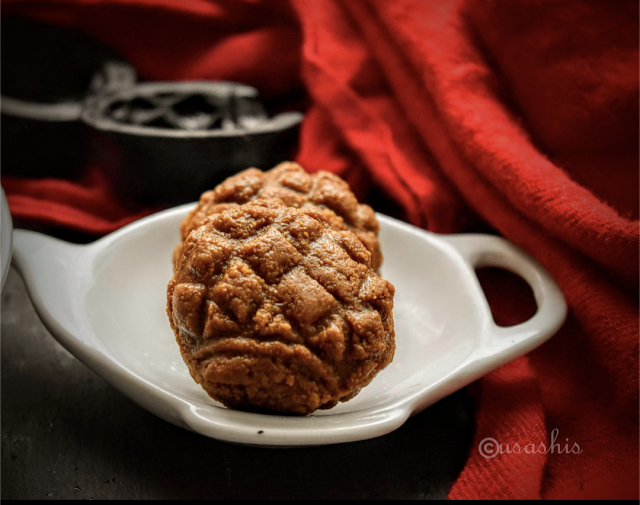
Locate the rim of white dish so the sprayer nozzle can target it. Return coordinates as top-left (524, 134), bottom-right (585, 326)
top-left (9, 205), bottom-right (567, 446)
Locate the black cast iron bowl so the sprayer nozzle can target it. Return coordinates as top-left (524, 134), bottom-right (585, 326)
top-left (82, 81), bottom-right (304, 207)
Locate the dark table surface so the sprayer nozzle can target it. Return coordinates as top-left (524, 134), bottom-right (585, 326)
top-left (1, 265), bottom-right (475, 500)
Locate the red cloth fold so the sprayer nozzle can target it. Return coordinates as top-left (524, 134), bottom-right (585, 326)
top-left (3, 0), bottom-right (638, 499)
top-left (2, 165), bottom-right (159, 235)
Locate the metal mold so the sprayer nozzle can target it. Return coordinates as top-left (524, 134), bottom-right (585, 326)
top-left (82, 81), bottom-right (303, 206)
top-left (1, 16), bottom-right (304, 207)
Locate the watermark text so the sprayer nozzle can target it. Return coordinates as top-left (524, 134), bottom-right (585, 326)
top-left (478, 429), bottom-right (582, 459)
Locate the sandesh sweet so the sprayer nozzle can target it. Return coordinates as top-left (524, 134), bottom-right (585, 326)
top-left (167, 199), bottom-right (395, 415)
top-left (175, 162), bottom-right (383, 272)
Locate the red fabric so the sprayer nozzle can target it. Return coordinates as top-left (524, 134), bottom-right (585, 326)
top-left (2, 0), bottom-right (638, 499)
top-left (2, 165), bottom-right (159, 235)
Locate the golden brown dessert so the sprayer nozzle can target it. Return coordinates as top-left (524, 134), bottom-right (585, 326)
top-left (177, 162), bottom-right (383, 271)
top-left (167, 199), bottom-right (395, 415)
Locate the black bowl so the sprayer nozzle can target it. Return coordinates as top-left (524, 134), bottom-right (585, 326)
top-left (81, 81), bottom-right (303, 206)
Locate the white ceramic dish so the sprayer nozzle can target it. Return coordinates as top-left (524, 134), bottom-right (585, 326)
top-left (11, 204), bottom-right (566, 447)
top-left (1, 187), bottom-right (14, 291)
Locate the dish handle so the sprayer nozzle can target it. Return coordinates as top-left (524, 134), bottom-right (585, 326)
top-left (11, 229), bottom-right (89, 341)
top-left (441, 234), bottom-right (567, 365)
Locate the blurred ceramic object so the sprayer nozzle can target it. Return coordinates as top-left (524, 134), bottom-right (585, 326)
top-left (1, 188), bottom-right (14, 291)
